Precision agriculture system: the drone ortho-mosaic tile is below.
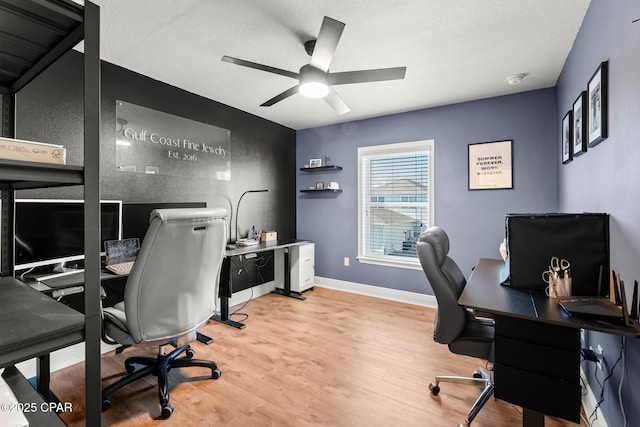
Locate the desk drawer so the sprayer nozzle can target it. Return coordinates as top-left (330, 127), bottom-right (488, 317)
top-left (292, 265), bottom-right (315, 292)
top-left (495, 364), bottom-right (581, 423)
top-left (495, 314), bottom-right (580, 351)
top-left (496, 336), bottom-right (579, 382)
top-left (293, 243), bottom-right (315, 270)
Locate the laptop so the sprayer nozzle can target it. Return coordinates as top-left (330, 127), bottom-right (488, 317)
top-left (104, 238), bottom-right (140, 275)
top-left (559, 297), bottom-right (623, 320)
top-left (559, 279), bottom-right (631, 326)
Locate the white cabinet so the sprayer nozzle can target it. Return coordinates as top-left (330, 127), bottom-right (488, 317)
top-left (290, 243), bottom-right (315, 293)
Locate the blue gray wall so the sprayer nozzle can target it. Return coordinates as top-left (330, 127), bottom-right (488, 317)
top-left (557, 1), bottom-right (640, 425)
top-left (297, 88), bottom-right (558, 294)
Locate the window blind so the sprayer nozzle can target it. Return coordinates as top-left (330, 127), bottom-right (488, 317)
top-left (359, 140), bottom-right (433, 264)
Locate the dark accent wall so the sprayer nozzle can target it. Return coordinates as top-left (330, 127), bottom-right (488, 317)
top-left (556, 1), bottom-right (640, 425)
top-left (14, 50), bottom-right (296, 241)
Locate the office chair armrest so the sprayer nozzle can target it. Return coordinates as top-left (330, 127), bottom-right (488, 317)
top-left (466, 307), bottom-right (495, 322)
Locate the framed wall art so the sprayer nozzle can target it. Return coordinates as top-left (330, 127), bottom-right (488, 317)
top-left (572, 92), bottom-right (587, 157)
top-left (468, 140), bottom-right (513, 190)
top-left (587, 61), bottom-right (608, 147)
top-left (562, 110), bottom-right (573, 164)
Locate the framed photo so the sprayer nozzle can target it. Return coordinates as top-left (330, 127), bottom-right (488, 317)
top-left (315, 182), bottom-right (324, 190)
top-left (468, 140), bottom-right (513, 190)
top-left (587, 61), bottom-right (608, 147)
top-left (309, 158), bottom-right (322, 168)
top-left (572, 92), bottom-right (587, 157)
top-left (562, 110), bottom-right (573, 164)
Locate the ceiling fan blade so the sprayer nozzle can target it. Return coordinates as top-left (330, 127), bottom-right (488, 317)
top-left (260, 85), bottom-right (300, 107)
top-left (329, 67), bottom-right (407, 85)
top-left (222, 55), bottom-right (299, 80)
top-left (310, 16), bottom-right (345, 72)
top-left (323, 88), bottom-right (350, 115)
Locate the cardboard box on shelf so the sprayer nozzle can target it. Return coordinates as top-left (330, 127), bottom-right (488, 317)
top-left (261, 231), bottom-right (277, 242)
top-left (0, 137), bottom-right (66, 165)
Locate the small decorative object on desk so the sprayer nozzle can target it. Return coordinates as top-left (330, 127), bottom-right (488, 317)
top-left (542, 256), bottom-right (571, 298)
top-left (309, 158), bottom-right (322, 168)
top-left (0, 137), bottom-right (66, 165)
top-left (261, 231), bottom-right (277, 242)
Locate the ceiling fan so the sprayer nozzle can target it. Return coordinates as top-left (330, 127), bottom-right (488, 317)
top-left (221, 16), bottom-right (407, 115)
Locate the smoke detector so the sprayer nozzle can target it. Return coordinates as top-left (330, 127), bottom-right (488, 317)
top-left (507, 74), bottom-right (525, 85)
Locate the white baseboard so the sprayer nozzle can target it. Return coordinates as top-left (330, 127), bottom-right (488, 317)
top-left (314, 276), bottom-right (437, 308)
top-left (581, 366), bottom-right (608, 427)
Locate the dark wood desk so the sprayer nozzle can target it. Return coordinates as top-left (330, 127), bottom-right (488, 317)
top-left (212, 240), bottom-right (310, 329)
top-left (459, 258), bottom-right (640, 427)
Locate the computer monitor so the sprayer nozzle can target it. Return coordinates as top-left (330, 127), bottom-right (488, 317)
top-left (122, 202), bottom-right (206, 242)
top-left (14, 199), bottom-right (122, 271)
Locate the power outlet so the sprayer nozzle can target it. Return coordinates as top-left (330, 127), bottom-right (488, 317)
top-left (344, 257), bottom-right (350, 267)
top-left (595, 345), bottom-right (604, 370)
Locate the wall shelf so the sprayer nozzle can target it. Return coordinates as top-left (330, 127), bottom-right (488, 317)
top-left (0, 159), bottom-right (84, 190)
top-left (300, 188), bottom-right (342, 193)
top-left (300, 165), bottom-right (342, 172)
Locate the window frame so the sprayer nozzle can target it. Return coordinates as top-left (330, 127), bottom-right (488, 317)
top-left (357, 139), bottom-right (435, 270)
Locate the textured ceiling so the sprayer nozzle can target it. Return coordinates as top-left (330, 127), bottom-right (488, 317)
top-left (83, 0), bottom-right (591, 130)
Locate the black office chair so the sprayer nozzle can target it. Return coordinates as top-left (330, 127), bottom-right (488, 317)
top-left (416, 226), bottom-right (494, 427)
top-left (101, 208), bottom-right (227, 418)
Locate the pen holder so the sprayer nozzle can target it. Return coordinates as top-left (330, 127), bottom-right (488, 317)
top-left (556, 277), bottom-right (572, 297)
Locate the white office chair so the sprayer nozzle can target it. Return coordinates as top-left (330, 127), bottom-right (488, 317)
top-left (101, 208), bottom-right (227, 418)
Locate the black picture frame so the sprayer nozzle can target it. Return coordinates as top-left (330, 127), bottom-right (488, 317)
top-left (572, 92), bottom-right (587, 157)
top-left (587, 60), bottom-right (608, 147)
top-left (562, 110), bottom-right (573, 164)
top-left (467, 139), bottom-right (513, 190)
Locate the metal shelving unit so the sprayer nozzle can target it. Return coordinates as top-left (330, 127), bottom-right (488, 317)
top-left (0, 1), bottom-right (102, 425)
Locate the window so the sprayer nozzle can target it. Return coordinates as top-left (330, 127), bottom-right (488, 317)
top-left (358, 140), bottom-right (434, 269)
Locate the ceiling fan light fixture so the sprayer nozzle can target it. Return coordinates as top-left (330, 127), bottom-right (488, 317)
top-left (299, 81), bottom-right (329, 98)
top-left (299, 65), bottom-right (329, 98)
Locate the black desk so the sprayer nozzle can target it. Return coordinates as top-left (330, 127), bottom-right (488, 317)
top-left (213, 240), bottom-right (311, 329)
top-left (0, 277), bottom-right (84, 424)
top-left (459, 258), bottom-right (640, 427)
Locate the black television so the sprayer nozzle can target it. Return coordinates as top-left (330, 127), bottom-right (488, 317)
top-left (122, 202), bottom-right (206, 242)
top-left (14, 199), bottom-right (122, 271)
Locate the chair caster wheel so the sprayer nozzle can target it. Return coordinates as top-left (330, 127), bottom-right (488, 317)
top-left (428, 383), bottom-right (440, 395)
top-left (161, 403), bottom-right (174, 419)
top-left (472, 370), bottom-right (482, 379)
top-left (212, 369), bottom-right (222, 379)
top-left (102, 399), bottom-right (111, 412)
top-left (125, 363), bottom-right (136, 374)
top-left (186, 348), bottom-right (195, 358)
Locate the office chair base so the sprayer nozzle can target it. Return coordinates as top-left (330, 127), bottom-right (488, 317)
top-left (429, 367), bottom-right (493, 426)
top-left (102, 343), bottom-right (221, 418)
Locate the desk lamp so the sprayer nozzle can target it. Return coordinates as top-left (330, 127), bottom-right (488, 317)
top-left (229, 189), bottom-right (269, 248)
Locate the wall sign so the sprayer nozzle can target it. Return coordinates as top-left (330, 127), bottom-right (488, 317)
top-left (115, 100), bottom-right (230, 180)
top-left (468, 139), bottom-right (513, 190)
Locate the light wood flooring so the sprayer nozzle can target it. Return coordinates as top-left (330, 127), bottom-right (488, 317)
top-left (52, 287), bottom-right (586, 426)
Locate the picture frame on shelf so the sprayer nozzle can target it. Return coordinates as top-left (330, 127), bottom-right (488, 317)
top-left (562, 110), bottom-right (573, 164)
top-left (572, 92), bottom-right (587, 157)
top-left (315, 182), bottom-right (324, 190)
top-left (309, 158), bottom-right (322, 168)
top-left (587, 61), bottom-right (608, 147)
top-left (468, 140), bottom-right (513, 190)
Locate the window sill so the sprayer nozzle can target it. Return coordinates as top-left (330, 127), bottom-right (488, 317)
top-left (357, 256), bottom-right (423, 271)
